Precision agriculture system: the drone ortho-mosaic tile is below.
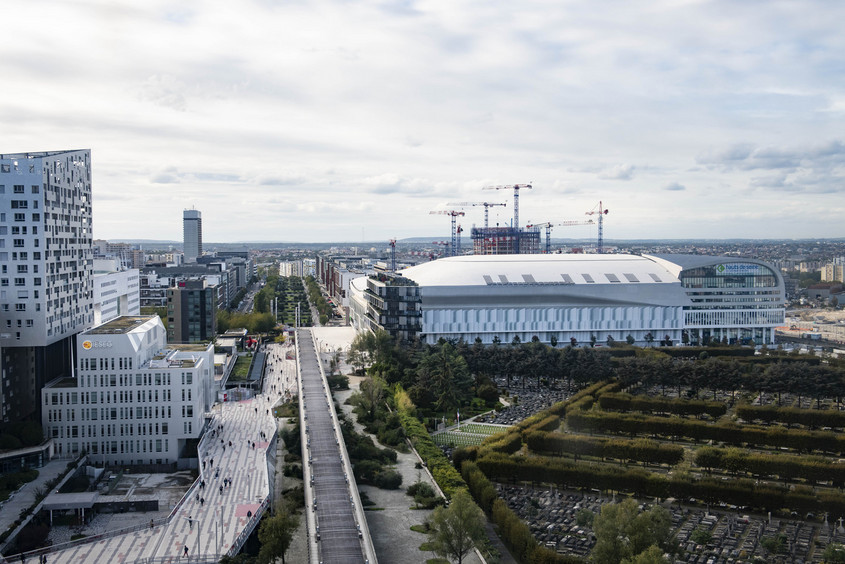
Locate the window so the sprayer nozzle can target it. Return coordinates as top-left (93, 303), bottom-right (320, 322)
top-left (15, 304), bottom-right (24, 311)
top-left (16, 265), bottom-right (27, 273)
top-left (14, 278), bottom-right (25, 286)
top-left (13, 239), bottom-right (24, 247)
top-left (13, 185), bottom-right (24, 193)
top-left (10, 200), bottom-right (27, 208)
top-left (33, 278), bottom-right (41, 286)
top-left (13, 213), bottom-right (25, 222)
top-left (31, 213), bottom-right (39, 222)
top-left (25, 319), bottom-right (33, 327)
top-left (31, 185), bottom-right (39, 193)
top-left (0, 279), bottom-right (7, 286)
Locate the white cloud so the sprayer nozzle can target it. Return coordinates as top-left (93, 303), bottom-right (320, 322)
top-left (0, 0), bottom-right (844, 240)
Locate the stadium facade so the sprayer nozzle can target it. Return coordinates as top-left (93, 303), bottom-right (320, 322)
top-left (349, 254), bottom-right (785, 347)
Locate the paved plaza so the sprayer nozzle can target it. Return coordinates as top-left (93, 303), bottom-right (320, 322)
top-left (13, 341), bottom-right (300, 564)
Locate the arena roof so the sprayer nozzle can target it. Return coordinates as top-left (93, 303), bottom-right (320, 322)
top-left (399, 254), bottom-right (680, 287)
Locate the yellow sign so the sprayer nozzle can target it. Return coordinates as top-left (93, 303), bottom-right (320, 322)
top-left (82, 341), bottom-right (92, 350)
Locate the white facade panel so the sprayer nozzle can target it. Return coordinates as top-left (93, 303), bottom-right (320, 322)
top-left (41, 316), bottom-right (214, 465)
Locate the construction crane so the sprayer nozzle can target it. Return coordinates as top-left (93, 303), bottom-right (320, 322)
top-left (456, 225), bottom-right (463, 255)
top-left (446, 201), bottom-right (507, 228)
top-left (431, 241), bottom-right (450, 257)
top-left (429, 210), bottom-right (465, 256)
top-left (388, 239), bottom-right (396, 272)
top-left (482, 184), bottom-right (532, 229)
top-left (585, 201), bottom-right (609, 253)
top-left (526, 220), bottom-right (595, 254)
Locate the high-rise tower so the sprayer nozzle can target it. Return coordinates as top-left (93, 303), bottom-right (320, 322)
top-left (0, 149), bottom-right (94, 422)
top-left (183, 209), bottom-right (202, 263)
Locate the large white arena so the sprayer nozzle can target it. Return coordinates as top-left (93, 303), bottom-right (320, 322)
top-left (349, 254), bottom-right (785, 347)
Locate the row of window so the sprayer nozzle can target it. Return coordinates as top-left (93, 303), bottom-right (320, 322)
top-left (0, 184), bottom-right (39, 193)
top-left (52, 438), bottom-right (170, 456)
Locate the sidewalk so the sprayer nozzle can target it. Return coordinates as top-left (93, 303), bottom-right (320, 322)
top-left (0, 459), bottom-right (70, 538)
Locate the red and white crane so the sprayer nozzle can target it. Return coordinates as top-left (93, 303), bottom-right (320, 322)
top-left (481, 184), bottom-right (532, 229)
top-left (429, 210), bottom-right (465, 256)
top-left (526, 219), bottom-right (595, 253)
top-left (446, 201), bottom-right (507, 228)
top-left (585, 201), bottom-right (609, 253)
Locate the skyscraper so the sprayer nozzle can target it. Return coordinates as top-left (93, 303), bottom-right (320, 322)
top-left (183, 209), bottom-right (202, 263)
top-left (0, 149), bottom-right (94, 422)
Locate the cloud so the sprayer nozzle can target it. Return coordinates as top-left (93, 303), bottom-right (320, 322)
top-left (697, 140), bottom-right (845, 172)
top-left (598, 164), bottom-right (635, 180)
top-left (151, 173), bottom-right (180, 184)
top-left (137, 75), bottom-right (188, 112)
top-left (664, 182), bottom-right (686, 191)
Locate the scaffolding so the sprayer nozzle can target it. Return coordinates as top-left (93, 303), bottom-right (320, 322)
top-left (470, 226), bottom-right (541, 255)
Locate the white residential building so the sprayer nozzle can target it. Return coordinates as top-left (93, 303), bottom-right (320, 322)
top-left (41, 316), bottom-right (215, 466)
top-left (92, 259), bottom-right (140, 326)
top-left (0, 149), bottom-right (94, 422)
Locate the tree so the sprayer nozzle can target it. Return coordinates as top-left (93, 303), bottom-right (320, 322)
top-left (426, 490), bottom-right (487, 564)
top-left (592, 499), bottom-right (671, 564)
top-left (626, 334), bottom-right (636, 346)
top-left (415, 342), bottom-right (473, 413)
top-left (257, 508), bottom-right (299, 564)
top-left (645, 333), bottom-right (654, 347)
top-left (622, 545), bottom-right (669, 564)
top-left (823, 543), bottom-right (845, 562)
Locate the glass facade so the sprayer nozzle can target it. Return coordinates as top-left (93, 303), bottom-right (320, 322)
top-left (678, 262), bottom-right (784, 345)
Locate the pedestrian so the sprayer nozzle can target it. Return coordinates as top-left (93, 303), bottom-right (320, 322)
top-left (150, 519), bottom-right (154, 530)
top-left (219, 485), bottom-right (223, 495)
top-left (188, 515), bottom-right (193, 530)
top-left (200, 497), bottom-right (204, 507)
top-left (184, 545), bottom-right (189, 557)
top-left (229, 440), bottom-right (232, 447)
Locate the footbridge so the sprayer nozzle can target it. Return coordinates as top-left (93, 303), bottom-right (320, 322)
top-left (297, 328), bottom-right (377, 564)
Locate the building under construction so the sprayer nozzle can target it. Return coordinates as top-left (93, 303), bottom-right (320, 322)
top-left (470, 226), bottom-right (541, 255)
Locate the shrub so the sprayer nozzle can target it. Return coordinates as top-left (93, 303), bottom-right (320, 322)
top-left (373, 469), bottom-right (403, 489)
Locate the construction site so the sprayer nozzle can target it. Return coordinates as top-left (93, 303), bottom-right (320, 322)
top-left (428, 184), bottom-right (609, 258)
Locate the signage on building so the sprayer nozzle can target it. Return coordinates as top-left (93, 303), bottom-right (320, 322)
top-left (715, 263), bottom-right (759, 276)
top-left (82, 340), bottom-right (112, 350)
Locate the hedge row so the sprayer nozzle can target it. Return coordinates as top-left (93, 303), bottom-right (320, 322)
top-left (462, 461), bottom-right (583, 564)
top-left (566, 410), bottom-right (845, 454)
top-left (525, 431), bottom-right (684, 466)
top-left (397, 410), bottom-right (466, 498)
top-left (659, 347), bottom-right (756, 358)
top-left (481, 430), bottom-right (523, 454)
top-left (736, 404), bottom-right (845, 429)
top-left (694, 446), bottom-right (845, 485)
top-left (475, 451), bottom-right (845, 517)
top-left (598, 392), bottom-right (727, 419)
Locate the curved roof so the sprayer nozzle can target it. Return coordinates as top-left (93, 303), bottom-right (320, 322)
top-left (399, 254), bottom-right (680, 287)
top-left (643, 254), bottom-right (780, 278)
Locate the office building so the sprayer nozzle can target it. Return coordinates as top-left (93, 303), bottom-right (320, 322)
top-left (183, 209), bottom-right (202, 263)
top-left (0, 149), bottom-right (94, 422)
top-left (41, 316), bottom-right (214, 466)
top-left (167, 278), bottom-right (217, 343)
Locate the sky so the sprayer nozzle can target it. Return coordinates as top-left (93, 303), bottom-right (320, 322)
top-left (2, 0), bottom-right (844, 243)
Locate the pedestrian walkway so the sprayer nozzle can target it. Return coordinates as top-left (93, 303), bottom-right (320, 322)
top-left (10, 341), bottom-right (300, 564)
top-left (298, 328), bottom-right (376, 564)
